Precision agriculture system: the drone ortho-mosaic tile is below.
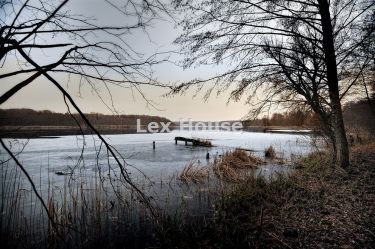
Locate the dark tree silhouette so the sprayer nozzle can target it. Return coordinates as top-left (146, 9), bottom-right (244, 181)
top-left (0, 108), bottom-right (171, 127)
top-left (0, 0), bottom-right (170, 231)
top-left (172, 0), bottom-right (375, 168)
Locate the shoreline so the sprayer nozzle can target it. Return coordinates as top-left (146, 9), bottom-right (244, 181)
top-left (0, 125), bottom-right (316, 138)
top-left (155, 143), bottom-right (375, 248)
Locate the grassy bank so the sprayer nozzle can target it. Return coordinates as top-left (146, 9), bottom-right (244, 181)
top-left (155, 144), bottom-right (375, 248)
top-left (1, 144), bottom-right (374, 248)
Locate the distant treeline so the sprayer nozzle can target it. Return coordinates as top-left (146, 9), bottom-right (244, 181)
top-left (343, 99), bottom-right (375, 133)
top-left (343, 83), bottom-right (375, 133)
top-left (243, 110), bottom-right (320, 128)
top-left (0, 109), bottom-right (171, 127)
top-left (243, 100), bottom-right (375, 134)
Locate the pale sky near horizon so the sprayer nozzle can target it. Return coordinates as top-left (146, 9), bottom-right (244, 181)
top-left (0, 0), bottom-right (251, 121)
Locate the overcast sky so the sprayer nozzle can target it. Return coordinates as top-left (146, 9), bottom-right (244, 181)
top-left (1, 0), bottom-right (249, 121)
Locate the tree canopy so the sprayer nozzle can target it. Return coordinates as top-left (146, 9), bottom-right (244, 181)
top-left (173, 0), bottom-right (375, 168)
top-left (0, 0), bottom-right (171, 224)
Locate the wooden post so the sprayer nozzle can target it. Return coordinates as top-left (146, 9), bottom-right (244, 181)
top-left (153, 141), bottom-right (155, 150)
top-left (206, 152), bottom-right (210, 160)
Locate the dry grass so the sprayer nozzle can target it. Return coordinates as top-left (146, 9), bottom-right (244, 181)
top-left (213, 148), bottom-right (264, 182)
top-left (159, 143), bottom-right (375, 249)
top-left (264, 145), bottom-right (277, 159)
top-left (178, 159), bottom-right (209, 183)
top-left (264, 146), bottom-right (286, 164)
top-left (0, 162), bottom-right (154, 249)
top-left (212, 163), bottom-right (242, 182)
top-left (197, 139), bottom-right (212, 147)
top-left (192, 137), bottom-right (212, 147)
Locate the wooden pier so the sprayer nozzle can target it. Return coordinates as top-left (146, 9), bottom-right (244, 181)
top-left (174, 137), bottom-right (212, 147)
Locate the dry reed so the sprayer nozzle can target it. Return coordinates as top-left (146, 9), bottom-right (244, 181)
top-left (264, 146), bottom-right (277, 159)
top-left (192, 137), bottom-right (212, 147)
top-left (178, 159), bottom-right (209, 183)
top-left (0, 161), bottom-right (155, 249)
top-left (213, 148), bottom-right (264, 182)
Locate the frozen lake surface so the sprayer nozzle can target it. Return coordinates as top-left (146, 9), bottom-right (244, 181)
top-left (0, 130), bottom-right (317, 218)
top-left (2, 130), bottom-right (313, 186)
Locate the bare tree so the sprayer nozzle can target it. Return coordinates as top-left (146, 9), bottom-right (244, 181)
top-left (172, 0), bottom-right (375, 168)
top-left (0, 0), bottom-right (171, 229)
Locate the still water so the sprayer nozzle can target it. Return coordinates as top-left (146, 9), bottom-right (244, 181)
top-left (0, 129), bottom-right (318, 225)
top-left (1, 130), bottom-right (313, 187)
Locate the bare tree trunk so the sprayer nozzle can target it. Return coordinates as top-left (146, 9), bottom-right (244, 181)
top-left (318, 0), bottom-right (350, 168)
top-left (331, 94), bottom-right (350, 168)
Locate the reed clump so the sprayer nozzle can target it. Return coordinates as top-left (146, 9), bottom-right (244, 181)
top-left (0, 162), bottom-right (155, 249)
top-left (264, 146), bottom-right (286, 164)
top-left (264, 145), bottom-right (277, 159)
top-left (213, 148), bottom-right (264, 182)
top-left (192, 137), bottom-right (212, 147)
top-left (157, 143), bottom-right (375, 248)
top-left (198, 139), bottom-right (212, 147)
top-left (178, 159), bottom-right (209, 183)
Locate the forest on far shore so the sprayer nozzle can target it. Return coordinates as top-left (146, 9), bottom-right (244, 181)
top-left (244, 99), bottom-right (375, 134)
top-left (0, 109), bottom-right (173, 137)
top-left (1, 98), bottom-right (374, 135)
top-left (0, 109), bottom-right (171, 127)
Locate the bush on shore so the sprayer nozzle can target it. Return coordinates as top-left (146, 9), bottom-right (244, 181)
top-left (156, 144), bottom-right (375, 248)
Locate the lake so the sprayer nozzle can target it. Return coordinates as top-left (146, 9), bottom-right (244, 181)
top-left (1, 130), bottom-right (314, 205)
top-left (0, 130), bottom-right (316, 242)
